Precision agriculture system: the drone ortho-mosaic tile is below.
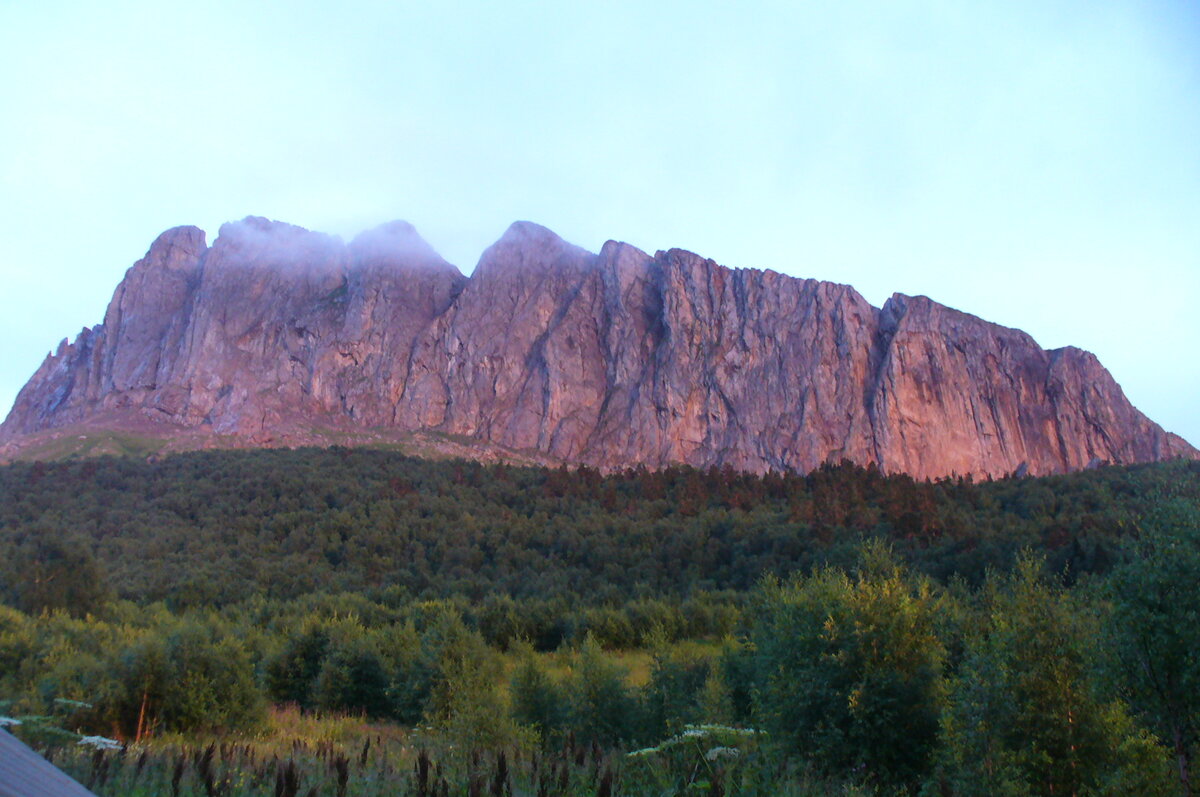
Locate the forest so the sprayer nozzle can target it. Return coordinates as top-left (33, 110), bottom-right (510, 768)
top-left (1, 449), bottom-right (1198, 795)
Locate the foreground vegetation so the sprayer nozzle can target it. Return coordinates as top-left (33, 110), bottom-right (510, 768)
top-left (1, 451), bottom-right (1198, 794)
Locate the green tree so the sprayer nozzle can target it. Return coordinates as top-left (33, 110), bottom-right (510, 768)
top-left (264, 620), bottom-right (331, 709)
top-left (101, 619), bottom-right (262, 737)
top-left (420, 615), bottom-right (520, 752)
top-left (508, 640), bottom-right (566, 742)
top-left (312, 637), bottom-right (391, 716)
top-left (752, 541), bottom-right (946, 790)
top-left (939, 556), bottom-right (1171, 796)
top-left (640, 637), bottom-right (710, 739)
top-left (0, 605), bottom-right (35, 692)
top-left (11, 529), bottom-right (111, 618)
top-left (476, 593), bottom-right (525, 650)
top-left (563, 634), bottom-right (639, 745)
top-left (1104, 500), bottom-right (1200, 795)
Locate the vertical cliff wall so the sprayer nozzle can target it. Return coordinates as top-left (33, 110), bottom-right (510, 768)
top-left (2, 217), bottom-right (1193, 478)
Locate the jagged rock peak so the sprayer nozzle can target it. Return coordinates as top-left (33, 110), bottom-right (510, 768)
top-left (209, 216), bottom-right (344, 271)
top-left (484, 221), bottom-right (583, 260)
top-left (497, 219), bottom-right (564, 243)
top-left (217, 215), bottom-right (314, 236)
top-left (471, 221), bottom-right (595, 285)
top-left (883, 292), bottom-right (1035, 339)
top-left (598, 239), bottom-right (650, 261)
top-left (213, 215), bottom-right (319, 245)
top-left (144, 225), bottom-right (208, 264)
top-left (349, 221), bottom-right (459, 275)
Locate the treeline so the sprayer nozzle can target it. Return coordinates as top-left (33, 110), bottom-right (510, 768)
top-left (1, 449), bottom-right (1196, 611)
top-left (2, 500), bottom-right (1199, 794)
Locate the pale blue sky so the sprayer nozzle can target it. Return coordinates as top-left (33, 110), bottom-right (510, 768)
top-left (1, 0), bottom-right (1197, 446)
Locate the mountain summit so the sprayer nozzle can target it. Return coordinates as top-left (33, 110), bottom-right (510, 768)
top-left (2, 218), bottom-right (1194, 478)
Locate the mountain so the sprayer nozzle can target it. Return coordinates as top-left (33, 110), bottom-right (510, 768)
top-left (1, 217), bottom-right (1194, 478)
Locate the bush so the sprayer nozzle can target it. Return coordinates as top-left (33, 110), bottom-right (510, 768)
top-left (752, 542), bottom-right (946, 790)
top-left (312, 637), bottom-right (390, 716)
top-left (264, 620), bottom-right (331, 709)
top-left (509, 641), bottom-right (567, 742)
top-left (639, 642), bottom-right (711, 739)
top-left (563, 635), bottom-right (639, 745)
top-left (937, 556), bottom-right (1173, 795)
top-left (102, 619), bottom-right (263, 736)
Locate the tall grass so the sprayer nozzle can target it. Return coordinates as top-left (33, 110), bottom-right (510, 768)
top-left (25, 706), bottom-right (865, 796)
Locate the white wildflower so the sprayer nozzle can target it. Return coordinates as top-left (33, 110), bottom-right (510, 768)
top-left (77, 735), bottom-right (123, 751)
top-left (685, 723), bottom-right (764, 737)
top-left (54, 698), bottom-right (93, 709)
top-left (626, 746), bottom-right (660, 758)
top-left (705, 746), bottom-right (741, 761)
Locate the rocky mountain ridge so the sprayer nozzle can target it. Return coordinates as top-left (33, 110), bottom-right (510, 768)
top-left (2, 217), bottom-right (1194, 478)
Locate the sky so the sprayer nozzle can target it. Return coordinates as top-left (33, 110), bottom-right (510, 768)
top-left (1, 0), bottom-right (1197, 445)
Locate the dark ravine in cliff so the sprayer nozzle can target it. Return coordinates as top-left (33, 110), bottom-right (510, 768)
top-left (2, 216), bottom-right (1194, 478)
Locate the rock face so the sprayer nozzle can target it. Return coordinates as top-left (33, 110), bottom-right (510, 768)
top-left (2, 217), bottom-right (1194, 478)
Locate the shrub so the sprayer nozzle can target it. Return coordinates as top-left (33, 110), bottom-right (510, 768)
top-left (752, 541), bottom-right (946, 790)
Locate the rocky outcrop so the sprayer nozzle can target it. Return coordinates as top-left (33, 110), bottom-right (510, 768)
top-left (2, 217), bottom-right (1194, 478)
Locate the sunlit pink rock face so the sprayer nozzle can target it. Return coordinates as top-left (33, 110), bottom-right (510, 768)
top-left (2, 218), bottom-right (1194, 478)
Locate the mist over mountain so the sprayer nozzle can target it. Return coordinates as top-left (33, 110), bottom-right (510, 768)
top-left (1, 217), bottom-right (1193, 478)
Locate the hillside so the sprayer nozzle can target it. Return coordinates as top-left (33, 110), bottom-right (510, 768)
top-left (3, 449), bottom-right (1197, 614)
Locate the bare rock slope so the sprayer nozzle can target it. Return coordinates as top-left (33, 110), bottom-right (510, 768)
top-left (2, 217), bottom-right (1194, 478)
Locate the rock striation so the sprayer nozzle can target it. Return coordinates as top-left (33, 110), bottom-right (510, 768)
top-left (2, 217), bottom-right (1194, 478)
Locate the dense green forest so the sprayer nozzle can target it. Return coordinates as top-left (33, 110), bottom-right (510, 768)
top-left (1, 450), bottom-right (1198, 795)
top-left (4, 449), bottom-right (1193, 608)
